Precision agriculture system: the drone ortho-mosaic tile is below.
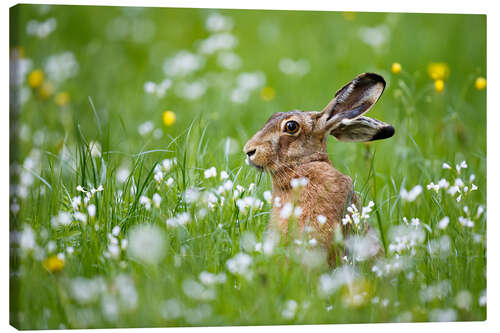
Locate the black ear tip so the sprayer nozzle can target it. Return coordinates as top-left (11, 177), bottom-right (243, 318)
top-left (371, 125), bottom-right (395, 141)
top-left (363, 72), bottom-right (386, 88)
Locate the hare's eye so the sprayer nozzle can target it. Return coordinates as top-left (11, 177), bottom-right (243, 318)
top-left (284, 121), bottom-right (300, 134)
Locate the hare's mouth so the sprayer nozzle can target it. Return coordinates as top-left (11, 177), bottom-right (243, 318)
top-left (245, 157), bottom-right (264, 171)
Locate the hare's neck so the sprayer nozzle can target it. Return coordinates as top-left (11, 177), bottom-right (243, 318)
top-left (270, 152), bottom-right (331, 192)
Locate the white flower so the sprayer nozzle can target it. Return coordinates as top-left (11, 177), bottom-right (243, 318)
top-left (400, 185), bottom-right (423, 202)
top-left (280, 202), bottom-right (293, 219)
top-left (27, 18), bottom-right (57, 38)
top-left (138, 121), bottom-right (154, 136)
top-left (152, 193), bottom-right (162, 208)
top-left (175, 80), bottom-right (207, 100)
top-left (18, 226), bottom-right (36, 251)
top-left (442, 163), bottom-right (452, 169)
top-left (204, 166), bottom-right (217, 179)
top-left (154, 170), bottom-right (164, 183)
top-left (161, 158), bottom-right (176, 172)
top-left (478, 290), bottom-right (487, 306)
top-left (426, 182), bottom-right (440, 192)
top-left (199, 271), bottom-right (227, 285)
top-left (447, 185), bottom-right (460, 196)
top-left (116, 167), bottom-right (130, 183)
top-left (89, 141), bottom-right (102, 158)
top-left (317, 215), bottom-right (327, 225)
top-left (88, 204), bottom-right (96, 218)
top-left (166, 177), bottom-right (174, 186)
top-left (437, 178), bottom-right (449, 189)
top-left (438, 216), bottom-right (450, 230)
top-left (274, 196), bottom-right (282, 208)
top-left (410, 218), bottom-right (420, 228)
top-left (318, 266), bottom-right (358, 297)
top-left (112, 225), bottom-right (121, 236)
top-left (290, 177), bottom-right (309, 189)
top-left (454, 178), bottom-right (464, 188)
top-left (205, 13), bottom-right (234, 32)
top-left (226, 252), bottom-right (252, 279)
top-left (236, 196), bottom-right (263, 214)
top-left (428, 308), bottom-right (457, 322)
top-left (198, 32), bottom-right (238, 54)
top-left (184, 188), bottom-right (201, 204)
top-left (45, 51), bottom-right (79, 84)
top-left (139, 195), bottom-right (151, 210)
top-left (71, 196), bottom-right (82, 210)
top-left (166, 212), bottom-right (191, 227)
top-left (346, 235), bottom-right (380, 261)
top-left (163, 50), bottom-right (204, 77)
top-left (263, 190), bottom-right (272, 204)
top-left (127, 224), bottom-right (166, 264)
top-left (182, 279), bottom-right (215, 301)
top-left (220, 170), bottom-right (229, 180)
top-left (281, 300), bottom-right (298, 319)
top-left (476, 205), bottom-right (485, 218)
top-left (293, 206), bottom-right (303, 217)
top-left (279, 58), bottom-right (310, 76)
top-left (74, 212), bottom-right (87, 223)
top-left (217, 52), bottom-right (241, 70)
top-left (458, 216), bottom-right (474, 228)
top-left (358, 25), bottom-right (390, 48)
top-left (456, 290), bottom-right (472, 310)
top-left (143, 79), bottom-right (171, 98)
top-left (51, 211), bottom-right (72, 227)
top-left (456, 160), bottom-right (468, 173)
top-left (236, 72), bottom-right (266, 91)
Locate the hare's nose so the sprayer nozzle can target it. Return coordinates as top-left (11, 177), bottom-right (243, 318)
top-left (245, 149), bottom-right (256, 157)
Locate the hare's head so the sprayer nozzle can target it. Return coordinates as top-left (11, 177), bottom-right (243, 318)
top-left (243, 73), bottom-right (394, 172)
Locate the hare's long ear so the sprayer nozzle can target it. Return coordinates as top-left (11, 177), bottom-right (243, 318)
top-left (331, 116), bottom-right (395, 142)
top-left (318, 73), bottom-right (386, 132)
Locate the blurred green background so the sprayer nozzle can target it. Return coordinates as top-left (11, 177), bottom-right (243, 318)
top-left (10, 4), bottom-right (486, 329)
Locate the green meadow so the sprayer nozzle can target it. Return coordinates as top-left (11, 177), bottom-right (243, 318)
top-left (9, 5), bottom-right (486, 329)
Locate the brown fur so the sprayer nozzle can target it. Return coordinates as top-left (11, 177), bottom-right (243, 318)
top-left (243, 73), bottom-right (394, 264)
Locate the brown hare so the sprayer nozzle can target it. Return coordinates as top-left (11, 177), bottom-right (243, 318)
top-left (243, 72), bottom-right (394, 265)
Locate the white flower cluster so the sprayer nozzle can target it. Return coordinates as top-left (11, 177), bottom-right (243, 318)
top-left (226, 252), bottom-right (253, 280)
top-left (27, 18), bottom-right (57, 39)
top-left (44, 52), bottom-right (79, 85)
top-left (236, 196), bottom-right (264, 214)
top-left (387, 223), bottom-right (426, 255)
top-left (279, 58), bottom-right (310, 76)
top-left (342, 201), bottom-right (374, 229)
top-left (163, 50), bottom-right (205, 78)
top-left (318, 265), bottom-right (358, 297)
top-left (231, 72), bottom-right (266, 103)
top-left (400, 185), bottom-right (423, 202)
top-left (127, 224), bottom-right (166, 264)
top-left (371, 256), bottom-right (412, 277)
top-left (104, 226), bottom-right (128, 259)
top-left (143, 78), bottom-right (172, 98)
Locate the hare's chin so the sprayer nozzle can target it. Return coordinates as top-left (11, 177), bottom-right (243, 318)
top-left (245, 157), bottom-right (264, 171)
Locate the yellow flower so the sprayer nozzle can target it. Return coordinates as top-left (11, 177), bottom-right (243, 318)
top-left (39, 81), bottom-right (54, 100)
top-left (475, 77), bottom-right (486, 91)
top-left (163, 110), bottom-right (176, 126)
top-left (54, 92), bottom-right (70, 106)
top-left (341, 278), bottom-right (371, 308)
top-left (342, 12), bottom-right (356, 21)
top-left (43, 255), bottom-right (65, 273)
top-left (28, 69), bottom-right (44, 88)
top-left (391, 62), bottom-right (402, 75)
top-left (434, 79), bottom-right (444, 93)
top-left (260, 87), bottom-right (275, 101)
top-left (427, 62), bottom-right (450, 81)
